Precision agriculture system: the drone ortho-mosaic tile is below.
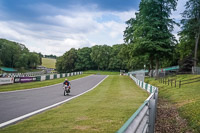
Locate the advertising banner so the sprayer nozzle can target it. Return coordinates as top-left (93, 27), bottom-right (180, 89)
top-left (14, 77), bottom-right (37, 83)
top-left (0, 78), bottom-right (14, 85)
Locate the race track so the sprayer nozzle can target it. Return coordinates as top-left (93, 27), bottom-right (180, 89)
top-left (0, 75), bottom-right (107, 127)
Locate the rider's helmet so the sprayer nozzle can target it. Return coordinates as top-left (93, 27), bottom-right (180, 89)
top-left (65, 78), bottom-right (68, 81)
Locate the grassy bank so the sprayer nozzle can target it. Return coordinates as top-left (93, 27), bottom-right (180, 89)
top-left (84, 70), bottom-right (120, 75)
top-left (0, 75), bottom-right (148, 133)
top-left (0, 74), bottom-right (90, 92)
top-left (42, 58), bottom-right (56, 68)
top-left (145, 74), bottom-right (200, 132)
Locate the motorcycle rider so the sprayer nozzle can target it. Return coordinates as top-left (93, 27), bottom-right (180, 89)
top-left (63, 78), bottom-right (71, 92)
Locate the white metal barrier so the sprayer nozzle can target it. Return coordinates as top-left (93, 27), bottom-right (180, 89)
top-left (117, 74), bottom-right (158, 133)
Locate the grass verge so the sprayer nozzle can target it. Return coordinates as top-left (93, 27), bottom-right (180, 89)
top-left (84, 70), bottom-right (120, 75)
top-left (0, 74), bottom-right (90, 92)
top-left (145, 74), bottom-right (200, 132)
top-left (0, 75), bottom-right (148, 133)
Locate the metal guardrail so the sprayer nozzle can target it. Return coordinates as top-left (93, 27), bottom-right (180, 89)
top-left (117, 75), bottom-right (158, 133)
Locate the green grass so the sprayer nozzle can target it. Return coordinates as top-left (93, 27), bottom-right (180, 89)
top-left (42, 58), bottom-right (56, 68)
top-left (145, 74), bottom-right (200, 132)
top-left (0, 74), bottom-right (90, 92)
top-left (84, 70), bottom-right (120, 75)
top-left (0, 75), bottom-right (148, 133)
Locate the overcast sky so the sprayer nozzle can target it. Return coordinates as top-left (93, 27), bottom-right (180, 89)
top-left (0, 0), bottom-right (187, 56)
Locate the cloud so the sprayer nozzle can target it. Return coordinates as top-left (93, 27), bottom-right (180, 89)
top-left (0, 3), bottom-right (137, 56)
top-left (1, 0), bottom-right (186, 56)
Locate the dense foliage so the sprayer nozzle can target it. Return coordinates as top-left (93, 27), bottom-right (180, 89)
top-left (178, 0), bottom-right (200, 67)
top-left (0, 39), bottom-right (41, 69)
top-left (124, 0), bottom-right (178, 77)
top-left (56, 44), bottom-right (133, 73)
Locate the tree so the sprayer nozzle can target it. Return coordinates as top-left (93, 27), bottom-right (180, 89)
top-left (0, 39), bottom-right (41, 69)
top-left (56, 56), bottom-right (64, 73)
top-left (56, 48), bottom-right (77, 73)
top-left (15, 53), bottom-right (29, 68)
top-left (38, 53), bottom-right (43, 65)
top-left (124, 0), bottom-right (178, 77)
top-left (28, 52), bottom-right (40, 68)
top-left (0, 39), bottom-right (21, 68)
top-left (90, 45), bottom-right (112, 70)
top-left (179, 0), bottom-right (200, 67)
top-left (108, 44), bottom-right (123, 71)
top-left (75, 47), bottom-right (94, 71)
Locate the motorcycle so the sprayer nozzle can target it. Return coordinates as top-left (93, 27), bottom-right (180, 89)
top-left (63, 85), bottom-right (71, 96)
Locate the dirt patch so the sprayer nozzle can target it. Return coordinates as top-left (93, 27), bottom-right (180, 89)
top-left (155, 98), bottom-right (193, 133)
top-left (76, 116), bottom-right (89, 121)
top-left (73, 125), bottom-right (91, 130)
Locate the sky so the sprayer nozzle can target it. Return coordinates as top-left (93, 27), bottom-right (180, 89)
top-left (0, 0), bottom-right (187, 56)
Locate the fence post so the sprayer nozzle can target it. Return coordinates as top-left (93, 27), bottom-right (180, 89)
top-left (175, 80), bottom-right (176, 87)
top-left (168, 79), bottom-right (169, 85)
top-left (179, 81), bottom-right (181, 88)
top-left (171, 79), bottom-right (172, 86)
top-left (149, 93), bottom-right (156, 133)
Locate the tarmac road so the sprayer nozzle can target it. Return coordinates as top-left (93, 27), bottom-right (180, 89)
top-left (0, 75), bottom-right (107, 127)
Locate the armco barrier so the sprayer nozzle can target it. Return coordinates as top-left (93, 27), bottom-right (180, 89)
top-left (34, 71), bottom-right (82, 82)
top-left (40, 75), bottom-right (46, 81)
top-left (46, 75), bottom-right (50, 80)
top-left (57, 74), bottom-right (60, 78)
top-left (50, 74), bottom-right (54, 79)
top-left (117, 74), bottom-right (158, 133)
top-left (1, 71), bottom-right (83, 84)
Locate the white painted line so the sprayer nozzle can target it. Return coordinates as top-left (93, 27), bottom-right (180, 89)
top-left (0, 75), bottom-right (108, 128)
top-left (0, 75), bottom-right (93, 94)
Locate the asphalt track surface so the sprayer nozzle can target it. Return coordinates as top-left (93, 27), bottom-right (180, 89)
top-left (0, 75), bottom-right (107, 127)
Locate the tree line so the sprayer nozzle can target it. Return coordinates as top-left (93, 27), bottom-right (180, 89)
top-left (0, 39), bottom-right (41, 69)
top-left (57, 0), bottom-right (200, 74)
top-left (56, 45), bottom-right (129, 73)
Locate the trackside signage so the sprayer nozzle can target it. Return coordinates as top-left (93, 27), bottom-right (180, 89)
top-left (0, 78), bottom-right (14, 85)
top-left (14, 77), bottom-right (37, 83)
